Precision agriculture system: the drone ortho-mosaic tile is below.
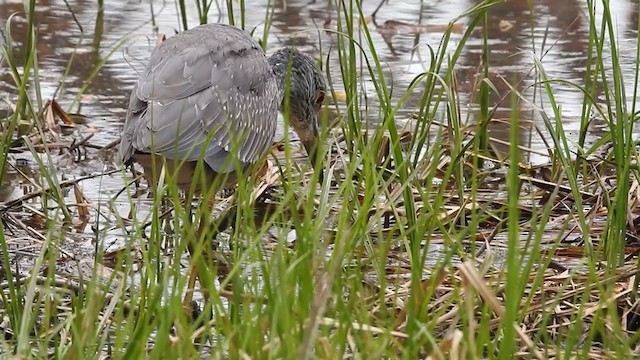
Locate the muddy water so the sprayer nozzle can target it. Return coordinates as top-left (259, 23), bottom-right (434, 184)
top-left (0, 1), bottom-right (639, 253)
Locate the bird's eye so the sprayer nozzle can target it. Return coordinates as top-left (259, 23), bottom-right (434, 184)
top-left (315, 91), bottom-right (325, 107)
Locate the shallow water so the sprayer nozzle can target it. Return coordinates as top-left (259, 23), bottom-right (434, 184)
top-left (2, 0), bottom-right (638, 150)
top-left (1, 0), bottom-right (639, 257)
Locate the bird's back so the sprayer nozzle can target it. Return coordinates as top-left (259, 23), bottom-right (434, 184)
top-left (119, 23), bottom-right (279, 177)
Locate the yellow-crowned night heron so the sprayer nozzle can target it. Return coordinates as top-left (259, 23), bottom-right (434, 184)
top-left (118, 23), bottom-right (326, 314)
top-left (119, 23), bottom-right (326, 191)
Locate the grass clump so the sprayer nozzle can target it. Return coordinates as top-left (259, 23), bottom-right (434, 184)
top-left (1, 0), bottom-right (640, 358)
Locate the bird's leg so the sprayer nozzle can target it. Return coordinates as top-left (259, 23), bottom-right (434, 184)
top-left (182, 262), bottom-right (200, 316)
top-left (181, 189), bottom-right (223, 316)
top-left (181, 190), bottom-right (204, 315)
top-left (181, 191), bottom-right (200, 315)
top-left (182, 191), bottom-right (238, 316)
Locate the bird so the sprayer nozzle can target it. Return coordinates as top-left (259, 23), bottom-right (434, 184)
top-left (118, 23), bottom-right (326, 314)
top-left (119, 23), bottom-right (326, 194)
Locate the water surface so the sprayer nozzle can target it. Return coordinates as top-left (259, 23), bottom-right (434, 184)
top-left (1, 0), bottom-right (639, 252)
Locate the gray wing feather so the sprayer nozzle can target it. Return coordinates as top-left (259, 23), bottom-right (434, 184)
top-left (119, 24), bottom-right (278, 173)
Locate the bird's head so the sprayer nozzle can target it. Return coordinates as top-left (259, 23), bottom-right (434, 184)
top-left (269, 48), bottom-right (326, 177)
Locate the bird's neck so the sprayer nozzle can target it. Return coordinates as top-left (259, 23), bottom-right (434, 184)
top-left (268, 49), bottom-right (297, 106)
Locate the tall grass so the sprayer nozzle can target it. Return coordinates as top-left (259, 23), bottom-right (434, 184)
top-left (1, 0), bottom-right (639, 358)
top-left (1, 2), bottom-right (39, 355)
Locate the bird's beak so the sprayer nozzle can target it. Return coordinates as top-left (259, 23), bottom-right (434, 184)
top-left (302, 127), bottom-right (324, 183)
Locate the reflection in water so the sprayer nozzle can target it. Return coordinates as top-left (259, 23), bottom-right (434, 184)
top-left (1, 0), bottom-right (639, 161)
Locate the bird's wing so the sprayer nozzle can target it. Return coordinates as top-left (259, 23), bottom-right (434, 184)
top-left (119, 24), bottom-right (279, 173)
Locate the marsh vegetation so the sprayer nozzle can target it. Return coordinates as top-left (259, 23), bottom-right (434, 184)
top-left (1, 0), bottom-right (640, 358)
